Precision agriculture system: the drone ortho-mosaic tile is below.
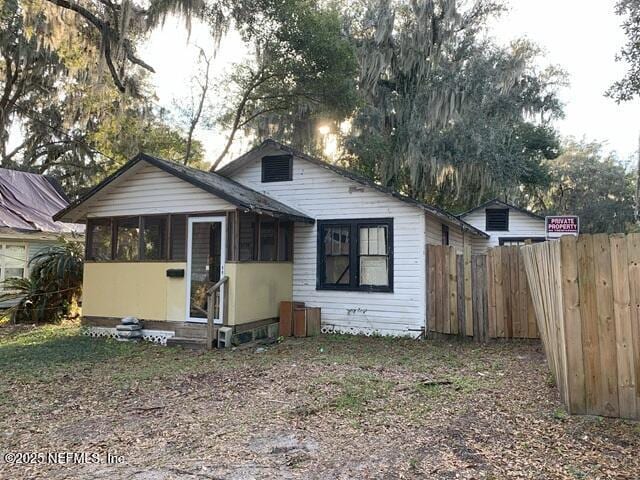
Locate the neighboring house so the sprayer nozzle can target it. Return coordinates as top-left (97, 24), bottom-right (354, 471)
top-left (54, 139), bottom-right (487, 342)
top-left (0, 168), bottom-right (82, 307)
top-left (459, 198), bottom-right (547, 253)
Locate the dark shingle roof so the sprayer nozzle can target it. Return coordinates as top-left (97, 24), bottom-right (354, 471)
top-left (458, 198), bottom-right (545, 221)
top-left (54, 153), bottom-right (314, 224)
top-left (218, 139), bottom-right (489, 238)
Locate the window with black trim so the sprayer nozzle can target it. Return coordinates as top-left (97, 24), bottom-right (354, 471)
top-left (485, 208), bottom-right (509, 231)
top-left (115, 217), bottom-right (139, 261)
top-left (441, 224), bottom-right (449, 245)
top-left (317, 219), bottom-right (393, 292)
top-left (87, 218), bottom-right (112, 260)
top-left (261, 155), bottom-right (292, 182)
top-left (142, 216), bottom-right (167, 260)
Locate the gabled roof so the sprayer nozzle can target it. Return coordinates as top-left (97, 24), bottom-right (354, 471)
top-left (458, 198), bottom-right (545, 222)
top-left (54, 153), bottom-right (315, 224)
top-left (0, 167), bottom-right (80, 234)
top-left (218, 139), bottom-right (489, 238)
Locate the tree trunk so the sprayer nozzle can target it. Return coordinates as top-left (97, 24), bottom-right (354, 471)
top-left (184, 48), bottom-right (211, 165)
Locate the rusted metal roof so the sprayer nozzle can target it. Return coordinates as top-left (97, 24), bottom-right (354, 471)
top-left (0, 167), bottom-right (80, 233)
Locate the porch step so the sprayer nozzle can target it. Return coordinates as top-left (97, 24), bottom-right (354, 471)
top-left (166, 336), bottom-right (210, 350)
top-left (174, 323), bottom-right (209, 339)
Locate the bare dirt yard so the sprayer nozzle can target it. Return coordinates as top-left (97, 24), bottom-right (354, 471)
top-left (0, 322), bottom-right (638, 479)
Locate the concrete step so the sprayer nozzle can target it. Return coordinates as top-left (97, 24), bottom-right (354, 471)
top-left (174, 323), bottom-right (209, 339)
top-left (166, 336), bottom-right (210, 350)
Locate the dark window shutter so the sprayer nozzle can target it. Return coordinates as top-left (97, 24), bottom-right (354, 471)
top-left (485, 208), bottom-right (509, 231)
top-left (262, 155), bottom-right (293, 182)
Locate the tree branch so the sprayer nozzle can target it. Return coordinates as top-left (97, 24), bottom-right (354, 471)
top-left (43, 0), bottom-right (155, 93)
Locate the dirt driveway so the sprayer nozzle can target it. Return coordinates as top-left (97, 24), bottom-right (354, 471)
top-left (0, 323), bottom-right (638, 479)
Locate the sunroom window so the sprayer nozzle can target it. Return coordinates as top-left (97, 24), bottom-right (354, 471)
top-left (87, 218), bottom-right (112, 260)
top-left (115, 217), bottom-right (139, 261)
top-left (142, 216), bottom-right (167, 260)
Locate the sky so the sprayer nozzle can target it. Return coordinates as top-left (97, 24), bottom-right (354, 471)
top-left (142, 0), bottom-right (640, 165)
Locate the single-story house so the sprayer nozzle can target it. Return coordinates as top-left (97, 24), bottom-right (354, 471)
top-left (0, 168), bottom-right (83, 307)
top-left (458, 198), bottom-right (547, 253)
top-left (54, 139), bottom-right (490, 343)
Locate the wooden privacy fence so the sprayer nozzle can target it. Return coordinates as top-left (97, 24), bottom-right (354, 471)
top-left (522, 234), bottom-right (640, 420)
top-left (426, 245), bottom-right (539, 341)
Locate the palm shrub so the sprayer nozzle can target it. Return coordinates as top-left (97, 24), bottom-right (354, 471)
top-left (0, 238), bottom-right (84, 324)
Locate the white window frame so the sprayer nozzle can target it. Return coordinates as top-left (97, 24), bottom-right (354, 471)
top-left (0, 243), bottom-right (29, 288)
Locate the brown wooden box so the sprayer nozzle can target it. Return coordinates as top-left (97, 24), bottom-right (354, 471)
top-left (279, 301), bottom-right (305, 337)
top-left (305, 307), bottom-right (321, 336)
top-left (293, 306), bottom-right (321, 338)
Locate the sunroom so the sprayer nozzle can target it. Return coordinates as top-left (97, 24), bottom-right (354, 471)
top-left (54, 153), bottom-right (314, 346)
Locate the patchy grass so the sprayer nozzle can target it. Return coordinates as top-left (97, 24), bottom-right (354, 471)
top-left (1, 323), bottom-right (639, 479)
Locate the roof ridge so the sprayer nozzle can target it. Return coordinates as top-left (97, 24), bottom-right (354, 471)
top-left (54, 153), bottom-right (314, 224)
top-left (218, 139), bottom-right (489, 238)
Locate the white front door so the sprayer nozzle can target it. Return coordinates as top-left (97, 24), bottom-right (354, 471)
top-left (185, 216), bottom-right (226, 324)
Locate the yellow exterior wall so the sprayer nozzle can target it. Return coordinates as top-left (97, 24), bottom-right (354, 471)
top-left (83, 262), bottom-right (187, 321)
top-left (225, 262), bottom-right (293, 326)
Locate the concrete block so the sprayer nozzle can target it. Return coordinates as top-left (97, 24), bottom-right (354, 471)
top-left (118, 330), bottom-right (143, 339)
top-left (218, 326), bottom-right (233, 348)
top-left (253, 326), bottom-right (268, 341)
top-left (267, 322), bottom-right (279, 339)
top-left (232, 331), bottom-right (252, 346)
top-left (116, 324), bottom-right (142, 331)
top-left (121, 316), bottom-right (140, 325)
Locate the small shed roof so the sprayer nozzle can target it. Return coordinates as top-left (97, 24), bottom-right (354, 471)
top-left (54, 153), bottom-right (315, 224)
top-left (0, 167), bottom-right (79, 234)
top-left (458, 198), bottom-right (545, 222)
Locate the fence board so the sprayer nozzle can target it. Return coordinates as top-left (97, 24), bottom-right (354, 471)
top-left (510, 247), bottom-right (521, 337)
top-left (456, 255), bottom-right (465, 336)
top-left (627, 234), bottom-right (640, 418)
top-left (560, 236), bottom-right (586, 414)
top-left (610, 234), bottom-right (637, 418)
top-left (502, 248), bottom-right (512, 337)
top-left (449, 246), bottom-right (458, 335)
top-left (427, 245), bottom-right (436, 332)
top-left (464, 247), bottom-right (473, 337)
top-left (494, 249), bottom-right (505, 337)
top-left (478, 255), bottom-right (488, 342)
top-left (434, 246), bottom-right (444, 333)
top-left (592, 234), bottom-right (619, 417)
top-left (487, 249), bottom-right (497, 338)
top-left (576, 235), bottom-right (601, 415)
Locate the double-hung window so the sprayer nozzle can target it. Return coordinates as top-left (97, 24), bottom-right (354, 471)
top-left (0, 244), bottom-right (27, 285)
top-left (317, 219), bottom-right (393, 292)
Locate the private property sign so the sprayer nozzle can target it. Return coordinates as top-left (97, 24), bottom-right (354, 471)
top-left (546, 216), bottom-right (579, 238)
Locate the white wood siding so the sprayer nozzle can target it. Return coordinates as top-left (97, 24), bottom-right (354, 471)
top-left (230, 156), bottom-right (426, 336)
top-left (425, 215), bottom-right (471, 253)
top-left (462, 206), bottom-right (546, 252)
top-left (84, 162), bottom-right (235, 218)
top-left (0, 239), bottom-right (58, 307)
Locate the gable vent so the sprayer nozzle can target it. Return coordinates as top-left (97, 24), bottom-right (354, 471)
top-left (485, 208), bottom-right (509, 231)
top-left (262, 155), bottom-right (293, 182)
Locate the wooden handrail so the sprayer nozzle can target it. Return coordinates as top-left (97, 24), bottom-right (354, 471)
top-left (206, 275), bottom-right (229, 350)
top-left (207, 275), bottom-right (229, 296)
